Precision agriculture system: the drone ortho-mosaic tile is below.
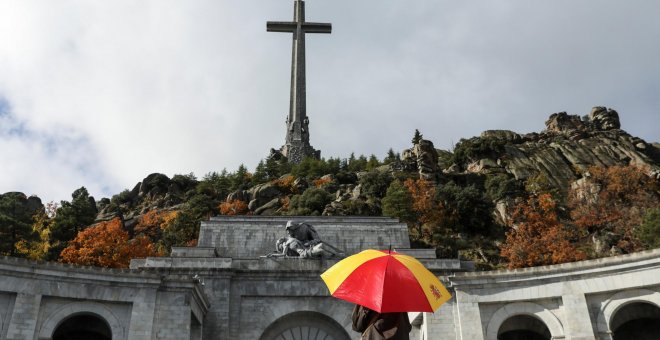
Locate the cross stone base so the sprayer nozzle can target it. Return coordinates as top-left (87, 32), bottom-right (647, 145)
top-left (281, 142), bottom-right (320, 163)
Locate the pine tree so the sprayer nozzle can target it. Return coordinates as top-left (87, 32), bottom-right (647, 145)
top-left (383, 148), bottom-right (398, 164)
top-left (252, 160), bottom-right (268, 185)
top-left (366, 154), bottom-right (381, 170)
top-left (382, 180), bottom-right (415, 223)
top-left (48, 187), bottom-right (97, 260)
top-left (412, 129), bottom-right (423, 144)
top-left (230, 164), bottom-right (251, 191)
top-left (0, 192), bottom-right (39, 256)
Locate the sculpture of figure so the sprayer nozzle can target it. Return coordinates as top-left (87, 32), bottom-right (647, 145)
top-left (285, 220), bottom-right (320, 246)
top-left (263, 220), bottom-right (344, 259)
top-left (267, 237), bottom-right (342, 259)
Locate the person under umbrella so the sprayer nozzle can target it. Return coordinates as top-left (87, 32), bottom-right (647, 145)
top-left (321, 249), bottom-right (451, 339)
top-left (351, 304), bottom-right (411, 340)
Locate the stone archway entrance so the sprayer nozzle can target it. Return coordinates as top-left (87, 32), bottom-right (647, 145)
top-left (611, 302), bottom-right (660, 340)
top-left (259, 311), bottom-right (351, 340)
top-left (52, 314), bottom-right (112, 340)
top-left (497, 315), bottom-right (551, 340)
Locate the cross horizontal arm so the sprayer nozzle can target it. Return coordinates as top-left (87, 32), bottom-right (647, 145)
top-left (301, 22), bottom-right (331, 34)
top-left (267, 21), bottom-right (297, 32)
top-left (267, 21), bottom-right (331, 34)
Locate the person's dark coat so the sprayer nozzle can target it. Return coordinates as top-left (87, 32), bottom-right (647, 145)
top-left (351, 305), bottom-right (411, 340)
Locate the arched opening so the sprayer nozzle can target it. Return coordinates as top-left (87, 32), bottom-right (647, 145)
top-left (611, 301), bottom-right (660, 340)
top-left (498, 315), bottom-right (551, 340)
top-left (259, 311), bottom-right (351, 340)
top-left (52, 313), bottom-right (112, 340)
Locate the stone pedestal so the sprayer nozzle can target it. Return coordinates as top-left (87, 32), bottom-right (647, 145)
top-left (281, 141), bottom-right (320, 163)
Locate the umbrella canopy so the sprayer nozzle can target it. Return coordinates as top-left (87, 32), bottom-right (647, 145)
top-left (320, 249), bottom-right (451, 313)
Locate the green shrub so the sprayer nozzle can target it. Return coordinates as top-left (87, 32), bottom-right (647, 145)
top-left (359, 170), bottom-right (393, 199)
top-left (452, 137), bottom-right (506, 166)
top-left (382, 180), bottom-right (414, 223)
top-left (636, 206), bottom-right (660, 248)
top-left (485, 174), bottom-right (520, 201)
top-left (288, 188), bottom-right (333, 215)
top-left (436, 182), bottom-right (494, 235)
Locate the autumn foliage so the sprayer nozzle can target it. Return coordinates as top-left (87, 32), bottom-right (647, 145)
top-left (569, 165), bottom-right (659, 253)
top-left (274, 175), bottom-right (297, 194)
top-left (134, 209), bottom-right (178, 241)
top-left (403, 179), bottom-right (445, 241)
top-left (60, 218), bottom-right (159, 268)
top-left (313, 177), bottom-right (333, 188)
top-left (219, 199), bottom-right (249, 215)
top-left (500, 193), bottom-right (586, 269)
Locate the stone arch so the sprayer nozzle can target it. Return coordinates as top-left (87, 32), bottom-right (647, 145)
top-left (596, 288), bottom-right (660, 335)
top-left (498, 314), bottom-right (551, 340)
top-left (610, 301), bottom-right (660, 339)
top-left (38, 301), bottom-right (125, 340)
top-left (259, 311), bottom-right (351, 340)
top-left (485, 302), bottom-right (565, 340)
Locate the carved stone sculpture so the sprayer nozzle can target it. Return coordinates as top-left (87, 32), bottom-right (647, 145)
top-left (267, 237), bottom-right (342, 259)
top-left (264, 220), bottom-right (344, 259)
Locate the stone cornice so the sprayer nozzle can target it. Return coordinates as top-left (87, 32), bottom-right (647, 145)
top-left (0, 256), bottom-right (162, 286)
top-left (449, 248), bottom-right (660, 287)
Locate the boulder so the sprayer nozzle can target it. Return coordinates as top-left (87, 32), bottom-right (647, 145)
top-left (589, 106), bottom-right (620, 130)
top-left (401, 139), bottom-right (439, 179)
top-left (254, 198), bottom-right (281, 215)
top-left (292, 177), bottom-right (309, 193)
top-left (592, 231), bottom-right (618, 255)
top-left (466, 158), bottom-right (501, 173)
top-left (545, 112), bottom-right (586, 133)
top-left (480, 130), bottom-right (522, 143)
top-left (227, 190), bottom-right (250, 203)
top-left (139, 173), bottom-right (171, 198)
top-left (247, 183), bottom-right (282, 211)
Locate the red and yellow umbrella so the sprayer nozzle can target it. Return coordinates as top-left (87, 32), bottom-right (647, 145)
top-left (320, 249), bottom-right (451, 313)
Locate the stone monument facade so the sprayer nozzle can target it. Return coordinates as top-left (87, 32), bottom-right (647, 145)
top-left (1, 217), bottom-right (660, 339)
top-left (268, 0), bottom-right (330, 163)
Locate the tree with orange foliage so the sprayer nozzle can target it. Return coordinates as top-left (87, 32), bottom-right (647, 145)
top-left (60, 218), bottom-right (159, 268)
top-left (382, 179), bottom-right (444, 243)
top-left (219, 199), bottom-right (249, 215)
top-left (569, 165), bottom-right (659, 254)
top-left (134, 209), bottom-right (178, 242)
top-left (501, 193), bottom-right (586, 269)
top-left (274, 175), bottom-right (297, 194)
top-left (313, 177), bottom-right (333, 188)
top-left (404, 179), bottom-right (444, 231)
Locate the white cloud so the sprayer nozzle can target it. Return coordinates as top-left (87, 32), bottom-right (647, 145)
top-left (0, 0), bottom-right (658, 203)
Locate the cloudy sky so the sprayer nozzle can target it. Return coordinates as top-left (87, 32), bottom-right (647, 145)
top-left (0, 1), bottom-right (658, 203)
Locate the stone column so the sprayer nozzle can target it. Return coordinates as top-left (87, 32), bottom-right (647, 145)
top-left (455, 291), bottom-right (485, 340)
top-left (561, 293), bottom-right (597, 340)
top-left (152, 291), bottom-right (192, 340)
top-left (127, 289), bottom-right (157, 340)
top-left (6, 293), bottom-right (41, 340)
top-left (426, 298), bottom-right (458, 340)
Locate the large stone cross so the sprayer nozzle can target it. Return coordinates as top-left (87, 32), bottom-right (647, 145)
top-left (268, 0), bottom-right (331, 163)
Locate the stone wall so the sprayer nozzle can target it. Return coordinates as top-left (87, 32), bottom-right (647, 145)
top-left (132, 216), bottom-right (472, 340)
top-left (1, 216), bottom-right (658, 340)
top-left (0, 256), bottom-right (207, 340)
top-left (448, 248), bottom-right (660, 340)
top-left (199, 216), bottom-right (411, 258)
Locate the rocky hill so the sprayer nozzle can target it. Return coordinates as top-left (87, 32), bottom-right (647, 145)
top-left (2, 106), bottom-right (658, 267)
top-left (446, 106), bottom-right (659, 192)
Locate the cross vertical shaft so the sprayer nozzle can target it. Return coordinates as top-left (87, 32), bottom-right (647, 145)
top-left (268, 0), bottom-right (331, 163)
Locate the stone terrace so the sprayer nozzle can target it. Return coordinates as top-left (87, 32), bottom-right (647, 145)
top-left (198, 216), bottom-right (412, 258)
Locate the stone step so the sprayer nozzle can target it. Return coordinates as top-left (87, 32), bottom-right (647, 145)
top-left (208, 216), bottom-right (399, 224)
